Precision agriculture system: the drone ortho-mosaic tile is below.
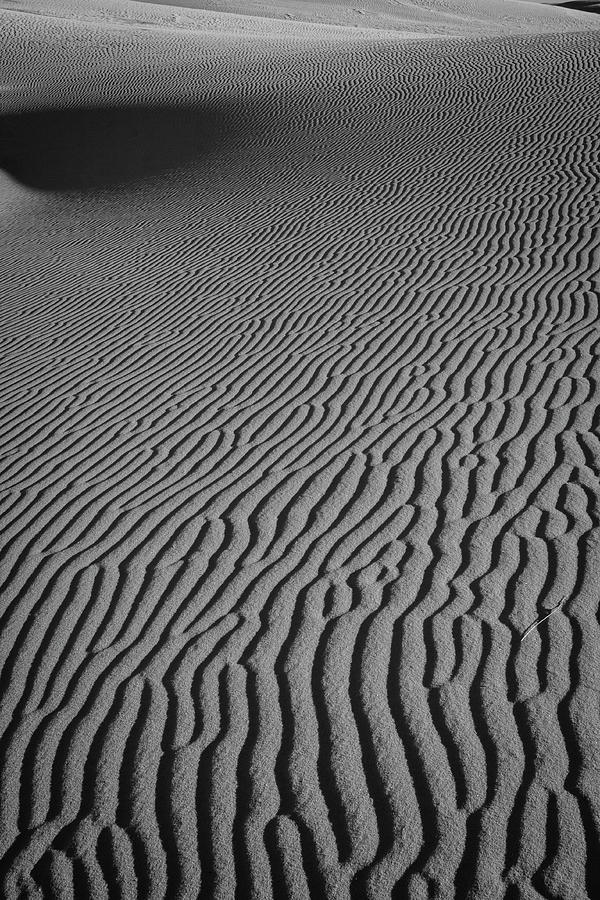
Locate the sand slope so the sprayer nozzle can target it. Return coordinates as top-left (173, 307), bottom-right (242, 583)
top-left (1, 1), bottom-right (600, 898)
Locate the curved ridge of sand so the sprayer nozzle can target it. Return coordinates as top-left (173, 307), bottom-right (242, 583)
top-left (2, 0), bottom-right (599, 37)
top-left (1, 1), bottom-right (600, 898)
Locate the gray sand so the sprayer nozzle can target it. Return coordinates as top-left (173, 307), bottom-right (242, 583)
top-left (1, 1), bottom-right (599, 897)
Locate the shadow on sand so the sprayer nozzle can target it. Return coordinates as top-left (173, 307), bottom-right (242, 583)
top-left (0, 102), bottom-right (241, 191)
top-left (555, 1), bottom-right (600, 12)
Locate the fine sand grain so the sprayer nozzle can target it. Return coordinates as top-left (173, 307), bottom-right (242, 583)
top-left (1, 1), bottom-right (600, 898)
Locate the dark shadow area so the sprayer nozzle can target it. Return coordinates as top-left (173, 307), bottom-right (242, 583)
top-left (0, 102), bottom-right (239, 191)
top-left (555, 1), bottom-right (600, 13)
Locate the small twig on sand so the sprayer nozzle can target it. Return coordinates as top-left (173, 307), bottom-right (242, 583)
top-left (520, 596), bottom-right (566, 642)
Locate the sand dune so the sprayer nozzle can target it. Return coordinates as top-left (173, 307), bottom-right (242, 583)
top-left (1, 1), bottom-right (600, 897)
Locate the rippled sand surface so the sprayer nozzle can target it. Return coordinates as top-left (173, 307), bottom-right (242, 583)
top-left (1, 1), bottom-right (600, 897)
